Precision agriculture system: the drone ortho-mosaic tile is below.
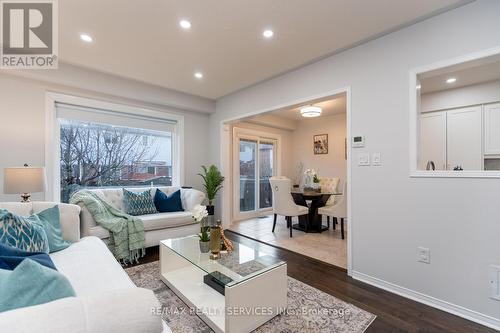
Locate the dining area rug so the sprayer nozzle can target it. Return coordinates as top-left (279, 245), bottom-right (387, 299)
top-left (126, 262), bottom-right (376, 333)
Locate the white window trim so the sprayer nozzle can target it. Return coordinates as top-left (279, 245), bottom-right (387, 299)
top-left (45, 92), bottom-right (184, 201)
top-left (409, 45), bottom-right (500, 179)
top-left (232, 126), bottom-right (282, 221)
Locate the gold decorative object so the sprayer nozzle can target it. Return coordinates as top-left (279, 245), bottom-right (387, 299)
top-left (219, 222), bottom-right (234, 252)
top-left (209, 222), bottom-right (222, 260)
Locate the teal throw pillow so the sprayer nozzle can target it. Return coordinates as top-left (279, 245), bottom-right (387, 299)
top-left (0, 258), bottom-right (76, 312)
top-left (28, 206), bottom-right (71, 253)
top-left (0, 209), bottom-right (49, 253)
top-left (123, 189), bottom-right (157, 216)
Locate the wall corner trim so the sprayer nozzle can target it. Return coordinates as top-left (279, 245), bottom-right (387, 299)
top-left (351, 271), bottom-right (500, 331)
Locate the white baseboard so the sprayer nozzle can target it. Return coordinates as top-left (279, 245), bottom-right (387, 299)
top-left (351, 271), bottom-right (500, 331)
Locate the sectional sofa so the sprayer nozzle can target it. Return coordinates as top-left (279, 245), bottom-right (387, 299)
top-left (0, 201), bottom-right (167, 333)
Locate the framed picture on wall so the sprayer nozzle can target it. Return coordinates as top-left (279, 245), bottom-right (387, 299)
top-left (313, 134), bottom-right (328, 154)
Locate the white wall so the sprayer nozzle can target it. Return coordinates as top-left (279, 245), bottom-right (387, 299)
top-left (422, 79), bottom-right (500, 112)
top-left (211, 0), bottom-right (500, 327)
top-left (291, 114), bottom-right (347, 185)
top-left (0, 72), bottom-right (213, 202)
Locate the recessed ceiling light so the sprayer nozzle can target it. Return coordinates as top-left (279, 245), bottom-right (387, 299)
top-left (263, 29), bottom-right (274, 39)
top-left (80, 33), bottom-right (93, 42)
top-left (194, 72), bottom-right (203, 79)
top-left (300, 106), bottom-right (322, 118)
top-left (416, 84), bottom-right (421, 90)
top-left (179, 20), bottom-right (192, 30)
top-left (446, 77), bottom-right (457, 84)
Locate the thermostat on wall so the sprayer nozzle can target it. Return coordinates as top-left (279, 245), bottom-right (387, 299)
top-left (352, 136), bottom-right (365, 148)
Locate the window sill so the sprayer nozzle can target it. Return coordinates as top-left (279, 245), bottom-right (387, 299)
top-left (410, 170), bottom-right (500, 178)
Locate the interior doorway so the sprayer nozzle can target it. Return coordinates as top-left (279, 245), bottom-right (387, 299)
top-left (220, 87), bottom-right (352, 273)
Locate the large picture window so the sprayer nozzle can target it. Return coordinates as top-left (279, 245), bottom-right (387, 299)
top-left (51, 99), bottom-right (181, 203)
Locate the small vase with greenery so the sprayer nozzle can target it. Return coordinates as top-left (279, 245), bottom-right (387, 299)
top-left (198, 165), bottom-right (225, 216)
top-left (313, 174), bottom-right (321, 192)
top-left (193, 204), bottom-right (210, 253)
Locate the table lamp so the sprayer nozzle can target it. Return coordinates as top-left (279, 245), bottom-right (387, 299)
top-left (3, 164), bottom-right (46, 202)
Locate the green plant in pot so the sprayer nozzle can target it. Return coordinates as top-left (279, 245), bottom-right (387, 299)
top-left (193, 204), bottom-right (210, 253)
top-left (198, 165), bottom-right (225, 217)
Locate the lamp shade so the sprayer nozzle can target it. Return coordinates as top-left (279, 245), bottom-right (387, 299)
top-left (3, 167), bottom-right (46, 194)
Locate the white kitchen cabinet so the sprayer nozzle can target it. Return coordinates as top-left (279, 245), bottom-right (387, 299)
top-left (446, 106), bottom-right (482, 170)
top-left (419, 106), bottom-right (482, 170)
top-left (419, 111), bottom-right (447, 170)
top-left (484, 102), bottom-right (500, 155)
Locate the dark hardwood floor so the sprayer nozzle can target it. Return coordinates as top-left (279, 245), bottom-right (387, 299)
top-left (133, 232), bottom-right (495, 333)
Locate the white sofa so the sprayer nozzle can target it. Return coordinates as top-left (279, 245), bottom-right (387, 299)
top-left (0, 202), bottom-right (166, 333)
top-left (79, 186), bottom-right (205, 248)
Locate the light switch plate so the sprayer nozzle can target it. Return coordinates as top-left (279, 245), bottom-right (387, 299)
top-left (372, 153), bottom-right (381, 166)
top-left (358, 153), bottom-right (370, 166)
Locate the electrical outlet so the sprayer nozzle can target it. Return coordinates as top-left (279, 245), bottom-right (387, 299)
top-left (489, 265), bottom-right (500, 301)
top-left (417, 247), bottom-right (430, 264)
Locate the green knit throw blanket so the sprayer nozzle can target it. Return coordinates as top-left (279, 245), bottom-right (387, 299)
top-left (70, 190), bottom-right (145, 265)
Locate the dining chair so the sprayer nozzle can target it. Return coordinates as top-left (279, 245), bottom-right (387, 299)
top-left (318, 181), bottom-right (347, 239)
top-left (319, 177), bottom-right (340, 229)
top-left (269, 177), bottom-right (309, 237)
top-left (320, 177), bottom-right (340, 206)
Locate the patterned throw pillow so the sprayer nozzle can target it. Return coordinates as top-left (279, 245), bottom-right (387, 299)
top-left (122, 189), bottom-right (157, 216)
top-left (0, 209), bottom-right (49, 253)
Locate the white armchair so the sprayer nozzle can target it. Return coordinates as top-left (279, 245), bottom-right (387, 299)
top-left (318, 181), bottom-right (347, 239)
top-left (269, 177), bottom-right (309, 237)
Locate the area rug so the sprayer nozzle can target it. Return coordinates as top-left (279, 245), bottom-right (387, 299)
top-left (126, 261), bottom-right (376, 333)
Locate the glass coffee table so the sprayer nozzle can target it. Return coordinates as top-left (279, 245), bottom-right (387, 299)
top-left (160, 235), bottom-right (287, 333)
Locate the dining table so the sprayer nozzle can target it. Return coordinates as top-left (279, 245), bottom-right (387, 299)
top-left (291, 188), bottom-right (342, 233)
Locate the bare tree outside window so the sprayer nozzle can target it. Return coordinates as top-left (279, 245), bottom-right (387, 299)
top-left (59, 119), bottom-right (172, 203)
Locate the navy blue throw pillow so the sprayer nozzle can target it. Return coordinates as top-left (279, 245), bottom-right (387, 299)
top-left (0, 242), bottom-right (57, 271)
top-left (154, 189), bottom-right (184, 213)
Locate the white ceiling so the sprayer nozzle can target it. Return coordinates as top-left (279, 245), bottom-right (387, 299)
top-left (419, 53), bottom-right (500, 94)
top-left (59, 0), bottom-right (469, 99)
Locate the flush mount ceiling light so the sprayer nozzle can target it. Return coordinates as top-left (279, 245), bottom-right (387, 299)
top-left (263, 29), bottom-right (274, 39)
top-left (80, 33), bottom-right (93, 42)
top-left (446, 77), bottom-right (457, 84)
top-left (300, 106), bottom-right (322, 118)
top-left (179, 19), bottom-right (192, 30)
top-left (194, 72), bottom-right (203, 79)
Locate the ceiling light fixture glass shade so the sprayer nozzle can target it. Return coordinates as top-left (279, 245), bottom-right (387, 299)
top-left (179, 20), bottom-right (192, 29)
top-left (80, 34), bottom-right (93, 42)
top-left (263, 29), bottom-right (274, 38)
top-left (300, 106), bottom-right (322, 117)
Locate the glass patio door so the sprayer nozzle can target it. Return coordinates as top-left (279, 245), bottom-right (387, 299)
top-left (236, 135), bottom-right (277, 219)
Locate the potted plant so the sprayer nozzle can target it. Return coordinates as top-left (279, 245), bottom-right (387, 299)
top-left (198, 165), bottom-right (225, 217)
top-left (192, 204), bottom-right (210, 253)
